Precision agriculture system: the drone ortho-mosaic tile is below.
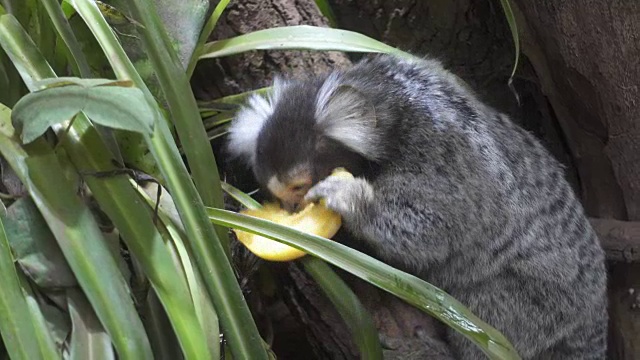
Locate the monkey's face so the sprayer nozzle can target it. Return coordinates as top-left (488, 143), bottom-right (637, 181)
top-left (255, 136), bottom-right (366, 212)
top-left (263, 165), bottom-right (314, 212)
top-left (227, 73), bottom-right (378, 212)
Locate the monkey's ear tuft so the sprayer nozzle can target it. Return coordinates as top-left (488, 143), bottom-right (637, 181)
top-left (314, 74), bottom-right (382, 160)
top-left (227, 77), bottom-right (289, 166)
top-left (227, 94), bottom-right (270, 166)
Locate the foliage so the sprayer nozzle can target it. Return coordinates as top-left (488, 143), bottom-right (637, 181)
top-left (0, 0), bottom-right (522, 359)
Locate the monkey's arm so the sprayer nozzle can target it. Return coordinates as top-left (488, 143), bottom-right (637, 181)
top-left (305, 172), bottom-right (460, 272)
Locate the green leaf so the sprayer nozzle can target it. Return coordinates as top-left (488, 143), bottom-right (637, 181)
top-left (68, 2), bottom-right (269, 358)
top-left (37, 0), bottom-right (91, 77)
top-left (221, 181), bottom-right (261, 210)
top-left (60, 1), bottom-right (75, 19)
top-left (30, 291), bottom-right (70, 352)
top-left (122, 0), bottom-right (231, 253)
top-left (200, 87), bottom-right (270, 107)
top-left (200, 25), bottom-right (414, 59)
top-left (186, 0), bottom-right (231, 77)
top-left (137, 181), bottom-right (221, 360)
top-left (35, 77), bottom-right (134, 88)
top-left (3, 197), bottom-right (77, 288)
top-left (2, 0), bottom-right (32, 33)
top-left (139, 290), bottom-right (183, 360)
top-left (498, 0), bottom-right (519, 80)
top-left (498, 0), bottom-right (520, 101)
top-left (19, 276), bottom-right (65, 357)
top-left (0, 114), bottom-right (154, 359)
top-left (0, 54), bottom-right (9, 94)
top-left (152, 0), bottom-right (209, 70)
top-left (314, 0), bottom-right (337, 27)
top-left (68, 289), bottom-right (115, 360)
top-left (0, 14), bottom-right (215, 360)
top-left (207, 208), bottom-right (522, 360)
top-left (11, 78), bottom-right (156, 143)
top-left (302, 257), bottom-right (383, 359)
top-left (167, 221), bottom-right (221, 360)
top-left (0, 214), bottom-right (56, 360)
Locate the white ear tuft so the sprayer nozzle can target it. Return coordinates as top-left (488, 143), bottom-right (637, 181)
top-left (227, 79), bottom-right (288, 166)
top-left (314, 74), bottom-right (382, 160)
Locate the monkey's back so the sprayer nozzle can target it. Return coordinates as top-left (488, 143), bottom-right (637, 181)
top-left (341, 55), bottom-right (608, 359)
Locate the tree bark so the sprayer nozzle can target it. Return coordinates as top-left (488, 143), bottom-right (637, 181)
top-left (591, 218), bottom-right (640, 263)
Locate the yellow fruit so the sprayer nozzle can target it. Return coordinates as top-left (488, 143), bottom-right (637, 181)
top-left (330, 167), bottom-right (354, 179)
top-left (234, 168), bottom-right (351, 262)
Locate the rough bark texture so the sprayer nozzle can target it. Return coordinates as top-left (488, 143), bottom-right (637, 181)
top-left (591, 218), bottom-right (640, 263)
top-left (508, 2), bottom-right (640, 359)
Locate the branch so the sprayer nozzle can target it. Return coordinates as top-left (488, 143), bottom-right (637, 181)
top-left (590, 218), bottom-right (640, 262)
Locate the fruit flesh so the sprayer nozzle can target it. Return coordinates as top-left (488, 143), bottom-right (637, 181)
top-left (234, 168), bottom-right (352, 261)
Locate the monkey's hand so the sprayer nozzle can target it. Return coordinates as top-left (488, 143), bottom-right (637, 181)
top-left (304, 175), bottom-right (374, 224)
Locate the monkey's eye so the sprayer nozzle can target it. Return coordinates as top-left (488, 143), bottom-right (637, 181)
top-left (291, 184), bottom-right (306, 192)
top-left (288, 181), bottom-right (311, 194)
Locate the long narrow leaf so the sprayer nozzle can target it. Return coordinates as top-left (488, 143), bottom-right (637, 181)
top-left (36, 0), bottom-right (91, 77)
top-left (123, 0), bottom-right (232, 255)
top-left (498, 0), bottom-right (519, 81)
top-left (314, 0), bottom-right (337, 27)
top-left (207, 208), bottom-right (521, 360)
top-left (67, 289), bottom-right (115, 360)
top-left (0, 214), bottom-right (54, 360)
top-left (0, 14), bottom-right (211, 360)
top-left (146, 123), bottom-right (268, 359)
top-left (18, 273), bottom-right (62, 359)
top-left (126, 0), bottom-right (226, 216)
top-left (69, 2), bottom-right (268, 358)
top-left (497, 0), bottom-right (520, 104)
top-left (186, 0), bottom-right (230, 78)
top-left (221, 181), bottom-right (261, 210)
top-left (302, 257), bottom-right (383, 359)
top-left (200, 25), bottom-right (413, 59)
top-left (137, 181), bottom-right (220, 360)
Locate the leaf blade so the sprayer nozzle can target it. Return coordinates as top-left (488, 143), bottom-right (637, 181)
top-left (200, 25), bottom-right (413, 59)
top-left (11, 80), bottom-right (156, 143)
top-left (0, 213), bottom-right (55, 360)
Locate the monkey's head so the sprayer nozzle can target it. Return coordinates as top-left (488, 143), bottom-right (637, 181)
top-left (226, 73), bottom-right (382, 211)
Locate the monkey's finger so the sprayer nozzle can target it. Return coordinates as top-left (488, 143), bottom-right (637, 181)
top-left (304, 178), bottom-right (341, 202)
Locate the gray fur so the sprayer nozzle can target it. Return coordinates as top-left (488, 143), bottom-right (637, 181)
top-left (228, 54), bottom-right (608, 359)
top-left (314, 73), bottom-right (384, 160)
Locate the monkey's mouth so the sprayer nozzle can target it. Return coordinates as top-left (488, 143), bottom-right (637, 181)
top-left (280, 198), bottom-right (311, 214)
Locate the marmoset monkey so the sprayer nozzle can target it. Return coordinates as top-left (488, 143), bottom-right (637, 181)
top-left (226, 54), bottom-right (608, 359)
